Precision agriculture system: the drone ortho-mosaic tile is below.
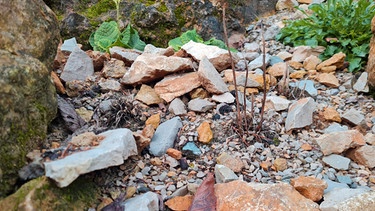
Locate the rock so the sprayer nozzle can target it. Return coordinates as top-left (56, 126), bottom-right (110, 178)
top-left (319, 66), bottom-right (337, 73)
top-left (273, 158), bottom-right (288, 171)
top-left (181, 41), bottom-right (232, 71)
top-left (169, 98), bottom-right (187, 115)
top-left (328, 190), bottom-right (375, 211)
top-left (365, 133), bottom-right (375, 145)
top-left (166, 148), bottom-right (182, 160)
top-left (303, 55), bottom-right (321, 71)
top-left (323, 179), bottom-right (349, 194)
top-left (290, 176), bottom-right (327, 202)
top-left (277, 51), bottom-right (293, 61)
top-left (342, 108), bottom-right (365, 126)
top-left (289, 80), bottom-right (318, 97)
top-left (182, 142), bottom-right (201, 157)
top-left (320, 187), bottom-right (370, 211)
top-left (236, 74), bottom-right (262, 87)
top-left (149, 117), bottom-right (182, 156)
top-left (337, 175), bottom-right (353, 185)
top-left (276, 0), bottom-right (299, 11)
top-left (109, 46), bottom-right (140, 66)
top-left (285, 97), bottom-right (316, 131)
top-left (165, 195), bottom-right (193, 211)
top-left (121, 54), bottom-right (193, 85)
top-left (133, 132), bottom-right (151, 154)
top-left (290, 70), bottom-right (307, 79)
top-left (266, 96), bottom-right (291, 111)
top-left (212, 92), bottom-right (235, 103)
top-left (143, 44), bottom-right (174, 56)
top-left (75, 107), bottom-right (93, 123)
top-left (315, 130), bottom-right (365, 155)
top-left (353, 72), bottom-right (369, 92)
top-left (244, 42), bottom-right (260, 52)
top-left (346, 145), bottom-right (375, 168)
top-left (51, 71), bottom-right (66, 94)
top-left (215, 164), bottom-right (239, 183)
top-left (316, 73), bottom-right (340, 88)
top-left (316, 52), bottom-right (346, 71)
top-left (198, 56), bottom-right (229, 94)
top-left (98, 78), bottom-right (121, 92)
top-left (0, 176), bottom-right (98, 210)
top-left (322, 154), bottom-right (351, 170)
top-left (190, 87), bottom-right (210, 99)
top-left (135, 84), bottom-right (164, 105)
top-left (61, 47), bottom-right (94, 82)
top-left (86, 50), bottom-right (110, 72)
top-left (45, 128), bottom-right (137, 187)
top-left (215, 181), bottom-right (320, 211)
top-left (323, 107), bottom-right (341, 122)
top-left (248, 54), bottom-right (271, 70)
top-left (291, 46), bottom-right (325, 63)
top-left (102, 58), bottom-right (127, 79)
top-left (145, 113), bottom-right (161, 130)
top-left (288, 60), bottom-right (304, 69)
top-left (154, 72), bottom-right (201, 103)
top-left (0, 50), bottom-right (57, 196)
top-left (268, 62), bottom-right (288, 77)
top-left (188, 98), bottom-right (216, 112)
top-left (122, 191), bottom-right (159, 211)
top-left (324, 123), bottom-right (349, 133)
top-left (264, 25), bottom-right (280, 40)
top-left (367, 15), bottom-right (375, 88)
top-left (197, 122), bottom-right (213, 144)
top-left (61, 37), bottom-right (79, 52)
top-left (217, 152), bottom-right (244, 173)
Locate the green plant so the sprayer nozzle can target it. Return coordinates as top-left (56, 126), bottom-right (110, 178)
top-left (276, 0), bottom-right (375, 72)
top-left (89, 21), bottom-right (146, 52)
top-left (113, 0), bottom-right (122, 23)
top-left (168, 29), bottom-right (236, 51)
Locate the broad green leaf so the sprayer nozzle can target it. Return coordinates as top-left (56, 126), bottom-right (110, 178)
top-left (348, 58), bottom-right (361, 72)
top-left (168, 37), bottom-right (184, 51)
top-left (120, 24), bottom-right (146, 51)
top-left (92, 21), bottom-right (120, 52)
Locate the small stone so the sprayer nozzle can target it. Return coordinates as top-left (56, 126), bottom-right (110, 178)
top-left (266, 96), bottom-right (291, 111)
top-left (190, 88), bottom-right (210, 99)
top-left (316, 73), bottom-right (340, 88)
top-left (165, 195), bottom-right (194, 211)
top-left (150, 157), bottom-right (162, 166)
top-left (276, 51), bottom-right (293, 61)
top-left (182, 142), bottom-right (201, 157)
top-left (197, 122), bottom-right (213, 144)
top-left (365, 133), bottom-right (375, 145)
top-left (267, 62), bottom-right (288, 77)
top-left (289, 80), bottom-right (318, 97)
top-left (301, 143), bottom-right (312, 151)
top-left (212, 92), bottom-right (235, 103)
top-left (315, 130), bottom-right (365, 155)
top-left (135, 84), bottom-right (163, 105)
top-left (145, 113), bottom-right (161, 130)
top-left (198, 56), bottom-right (229, 94)
top-left (169, 98), bottom-right (187, 116)
top-left (123, 191), bottom-right (159, 210)
top-left (290, 70), bottom-right (307, 79)
top-left (217, 152), bottom-right (244, 173)
top-left (291, 176), bottom-right (327, 202)
top-left (166, 148), bottom-right (182, 160)
top-left (342, 109), bottom-right (365, 126)
top-left (287, 60), bottom-right (304, 69)
top-left (323, 107), bottom-right (341, 122)
top-left (61, 47), bottom-right (94, 82)
top-left (285, 97), bottom-right (316, 131)
top-left (303, 55), bottom-right (321, 71)
top-left (98, 79), bottom-right (121, 92)
top-left (322, 154), bottom-right (351, 170)
top-left (149, 117), bottom-right (182, 156)
top-left (215, 164), bottom-right (239, 183)
top-left (353, 72), bottom-right (369, 92)
top-left (187, 98), bottom-right (215, 112)
top-left (273, 158), bottom-right (288, 171)
top-left (102, 58), bottom-right (127, 78)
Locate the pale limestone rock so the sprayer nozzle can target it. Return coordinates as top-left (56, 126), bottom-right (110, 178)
top-left (61, 47), bottom-right (94, 82)
top-left (285, 97), bottom-right (316, 131)
top-left (109, 46), bottom-right (140, 66)
top-left (198, 56), bottom-right (229, 94)
top-left (135, 84), bottom-right (164, 105)
top-left (346, 145), bottom-right (375, 168)
top-left (102, 58), bottom-right (127, 78)
top-left (266, 96), bottom-right (291, 111)
top-left (315, 130), bottom-right (365, 155)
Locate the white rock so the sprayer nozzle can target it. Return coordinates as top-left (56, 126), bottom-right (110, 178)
top-left (122, 191), bottom-right (159, 211)
top-left (266, 96), bottom-right (291, 111)
top-left (169, 98), bottom-right (187, 115)
top-left (61, 47), bottom-right (94, 82)
top-left (353, 72), bottom-right (369, 93)
top-left (212, 92), bottom-right (235, 103)
top-left (44, 128), bottom-right (137, 187)
top-left (198, 56), bottom-right (229, 94)
top-left (285, 97), bottom-right (316, 131)
top-left (320, 188), bottom-right (369, 211)
top-left (215, 164), bottom-right (239, 183)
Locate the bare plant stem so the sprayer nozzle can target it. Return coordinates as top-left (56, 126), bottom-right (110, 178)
top-left (256, 20), bottom-right (267, 133)
top-left (222, 4), bottom-right (243, 134)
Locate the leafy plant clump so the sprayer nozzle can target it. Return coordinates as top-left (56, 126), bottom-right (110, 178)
top-left (89, 21), bottom-right (146, 52)
top-left (168, 29), bottom-right (235, 51)
top-left (276, 0), bottom-right (375, 72)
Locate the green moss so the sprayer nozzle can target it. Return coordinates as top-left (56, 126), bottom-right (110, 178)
top-left (85, 0), bottom-right (116, 19)
top-left (175, 5), bottom-right (187, 27)
top-left (157, 2), bottom-right (168, 13)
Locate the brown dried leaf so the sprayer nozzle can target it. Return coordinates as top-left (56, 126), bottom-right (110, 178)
top-left (188, 172), bottom-right (217, 211)
top-left (57, 95), bottom-right (85, 132)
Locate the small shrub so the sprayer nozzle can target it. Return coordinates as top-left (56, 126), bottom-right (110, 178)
top-left (276, 0), bottom-right (375, 72)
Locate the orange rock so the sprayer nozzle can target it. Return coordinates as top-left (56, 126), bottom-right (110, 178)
top-left (165, 195), bottom-right (194, 211)
top-left (301, 143), bottom-right (313, 151)
top-left (268, 62), bottom-right (288, 77)
top-left (290, 70), bottom-right (307, 79)
top-left (288, 60), bottom-right (304, 69)
top-left (197, 121), bottom-right (213, 144)
top-left (273, 158), bottom-right (288, 171)
top-left (142, 124), bottom-right (155, 139)
top-left (260, 161), bottom-right (272, 171)
top-left (145, 113), bottom-right (160, 129)
top-left (51, 71), bottom-right (66, 94)
top-left (150, 157), bottom-right (162, 166)
top-left (135, 84), bottom-right (164, 105)
top-left (291, 176), bottom-right (327, 202)
top-left (133, 132), bottom-right (151, 154)
top-left (319, 66), bottom-right (337, 73)
top-left (189, 88), bottom-right (209, 99)
top-left (217, 152), bottom-right (244, 173)
top-left (323, 107), bottom-right (341, 122)
top-left (166, 148), bottom-right (182, 160)
top-left (316, 52), bottom-right (346, 71)
top-left (303, 55), bottom-right (321, 71)
top-left (316, 73), bottom-right (339, 87)
top-left (215, 180), bottom-right (320, 211)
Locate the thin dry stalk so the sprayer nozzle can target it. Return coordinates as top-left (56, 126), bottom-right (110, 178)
top-left (222, 4), bottom-right (243, 134)
top-left (256, 20), bottom-right (267, 133)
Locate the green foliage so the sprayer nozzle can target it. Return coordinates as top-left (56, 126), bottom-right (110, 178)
top-left (168, 29), bottom-right (236, 52)
top-left (89, 21), bottom-right (146, 52)
top-left (276, 0), bottom-right (375, 72)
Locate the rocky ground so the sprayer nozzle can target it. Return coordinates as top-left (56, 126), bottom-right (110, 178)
top-left (19, 8), bottom-right (375, 211)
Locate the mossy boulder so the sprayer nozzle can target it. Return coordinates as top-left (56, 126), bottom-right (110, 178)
top-left (0, 0), bottom-right (60, 197)
top-left (0, 176), bottom-right (99, 210)
top-left (49, 0), bottom-right (278, 48)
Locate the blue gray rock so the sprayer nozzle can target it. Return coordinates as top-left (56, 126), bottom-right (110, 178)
top-left (215, 164), bottom-right (239, 183)
top-left (248, 54), bottom-right (271, 70)
top-left (353, 72), bottom-right (369, 93)
top-left (324, 123), bottom-right (349, 133)
top-left (122, 191), bottom-right (159, 211)
top-left (269, 56), bottom-right (284, 66)
top-left (289, 80), bottom-right (318, 97)
top-left (323, 179), bottom-right (349, 194)
top-left (169, 98), bottom-right (187, 115)
top-left (285, 97), bottom-right (316, 131)
top-left (320, 187), bottom-right (370, 211)
top-left (337, 175), bottom-right (352, 185)
top-left (341, 109), bottom-right (365, 126)
top-left (61, 47), bottom-right (94, 82)
top-left (149, 117), bottom-right (182, 156)
top-left (188, 98), bottom-right (215, 112)
top-left (61, 37), bottom-right (78, 52)
top-left (182, 142), bottom-right (201, 156)
top-left (322, 154), bottom-right (351, 170)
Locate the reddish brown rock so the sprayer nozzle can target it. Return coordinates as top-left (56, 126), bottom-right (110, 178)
top-left (121, 54), bottom-right (193, 85)
top-left (288, 60), bottom-right (304, 69)
top-left (215, 181), bottom-right (320, 211)
top-left (323, 107), bottom-right (341, 122)
top-left (217, 152), bottom-right (244, 173)
top-left (346, 145), bottom-right (375, 168)
top-left (316, 73), bottom-right (340, 87)
top-left (290, 70), bottom-right (307, 79)
top-left (197, 121), bottom-right (213, 144)
top-left (367, 15), bottom-right (375, 88)
top-left (165, 195), bottom-right (193, 211)
top-left (315, 130), bottom-right (365, 155)
top-left (166, 148), bottom-right (182, 160)
top-left (189, 88), bottom-right (210, 99)
top-left (86, 50), bottom-right (110, 72)
top-left (316, 52), bottom-right (346, 71)
top-left (51, 71), bottom-right (66, 94)
top-left (133, 132), bottom-right (151, 154)
top-left (290, 176), bottom-right (327, 202)
top-left (154, 72), bottom-right (201, 102)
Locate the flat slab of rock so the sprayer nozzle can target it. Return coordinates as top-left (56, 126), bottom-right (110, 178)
top-left (61, 47), bottom-right (94, 82)
top-left (353, 72), bottom-right (369, 92)
top-left (212, 92), bottom-right (235, 103)
top-left (346, 145), bottom-right (375, 168)
top-left (121, 54), bottom-right (193, 85)
top-left (168, 98), bottom-right (187, 115)
top-left (266, 96), bottom-right (291, 111)
top-left (154, 72), bottom-right (201, 102)
top-left (315, 130), bottom-right (365, 155)
top-left (320, 187), bottom-right (369, 211)
top-left (198, 56), bottom-right (229, 94)
top-left (322, 154), bottom-right (351, 170)
top-left (109, 46), bottom-right (140, 66)
top-left (135, 84), bottom-right (164, 105)
top-left (215, 164), bottom-right (238, 183)
top-left (341, 108), bottom-right (365, 126)
top-left (149, 117), bottom-right (182, 156)
top-left (289, 80), bottom-right (318, 97)
top-left (122, 191), bottom-right (159, 211)
top-left (181, 40), bottom-right (232, 71)
top-left (44, 128), bottom-right (137, 187)
top-left (285, 97), bottom-right (316, 131)
top-left (215, 181), bottom-right (320, 211)
top-left (188, 98), bottom-right (216, 112)
top-left (290, 176), bottom-right (327, 202)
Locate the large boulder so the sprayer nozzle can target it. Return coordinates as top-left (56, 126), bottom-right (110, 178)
top-left (48, 0), bottom-right (278, 47)
top-left (0, 0), bottom-right (60, 197)
top-left (367, 15), bottom-right (375, 88)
